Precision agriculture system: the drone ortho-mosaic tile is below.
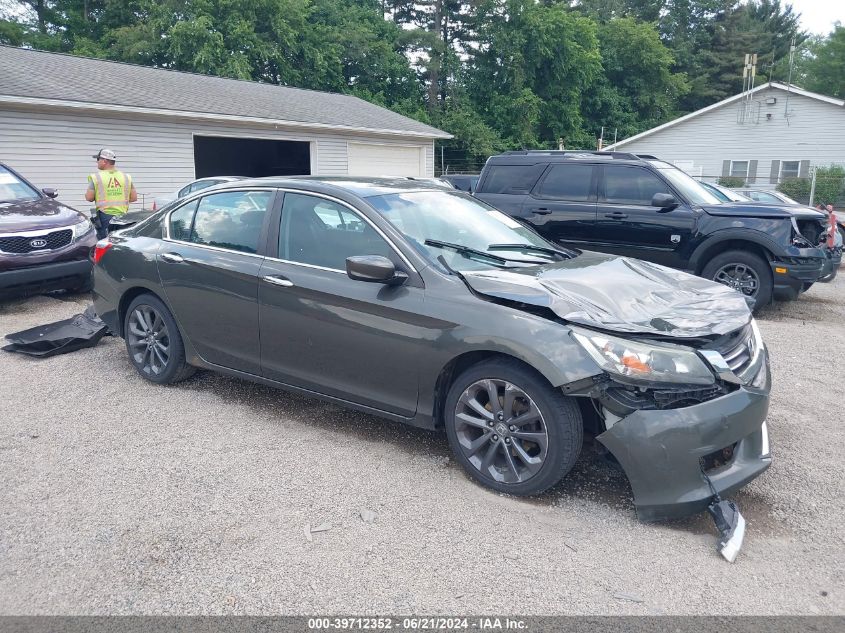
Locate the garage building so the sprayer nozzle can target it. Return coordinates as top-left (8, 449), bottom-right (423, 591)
top-left (0, 45), bottom-right (450, 210)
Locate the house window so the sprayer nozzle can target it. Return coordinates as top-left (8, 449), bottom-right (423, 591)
top-left (780, 160), bottom-right (801, 180)
top-left (730, 160), bottom-right (749, 179)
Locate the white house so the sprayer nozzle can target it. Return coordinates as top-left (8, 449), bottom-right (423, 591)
top-left (0, 45), bottom-right (451, 210)
top-left (606, 82), bottom-right (845, 186)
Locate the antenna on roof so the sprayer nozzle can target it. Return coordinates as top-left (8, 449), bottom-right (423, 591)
top-left (784, 38), bottom-right (796, 123)
top-left (738, 53), bottom-right (758, 124)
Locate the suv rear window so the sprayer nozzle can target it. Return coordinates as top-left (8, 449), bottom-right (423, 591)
top-left (537, 164), bottom-right (595, 200)
top-left (481, 164), bottom-right (545, 194)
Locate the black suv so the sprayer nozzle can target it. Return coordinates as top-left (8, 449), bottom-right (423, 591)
top-left (475, 151), bottom-right (831, 307)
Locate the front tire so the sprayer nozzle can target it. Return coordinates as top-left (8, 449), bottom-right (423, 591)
top-left (444, 359), bottom-right (582, 496)
top-left (124, 294), bottom-right (195, 384)
top-left (702, 250), bottom-right (773, 310)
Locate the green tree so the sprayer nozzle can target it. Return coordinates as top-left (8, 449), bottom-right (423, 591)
top-left (583, 18), bottom-right (688, 142)
top-left (796, 25), bottom-right (845, 99)
top-left (469, 0), bottom-right (602, 148)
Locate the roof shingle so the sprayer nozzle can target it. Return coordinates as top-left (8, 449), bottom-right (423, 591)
top-left (0, 45), bottom-right (450, 139)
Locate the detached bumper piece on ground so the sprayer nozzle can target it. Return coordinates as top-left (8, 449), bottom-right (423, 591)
top-left (3, 306), bottom-right (109, 357)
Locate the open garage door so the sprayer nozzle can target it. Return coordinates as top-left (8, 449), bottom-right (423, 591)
top-left (348, 143), bottom-right (423, 177)
top-left (194, 136), bottom-right (310, 179)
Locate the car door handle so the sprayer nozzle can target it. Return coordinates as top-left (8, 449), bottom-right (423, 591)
top-left (160, 252), bottom-right (184, 263)
top-left (604, 212), bottom-right (628, 219)
top-left (262, 275), bottom-right (294, 288)
top-left (532, 208), bottom-right (552, 215)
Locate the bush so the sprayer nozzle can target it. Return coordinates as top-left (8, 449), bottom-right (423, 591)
top-left (777, 178), bottom-right (811, 205)
top-left (718, 176), bottom-right (746, 188)
top-left (812, 165), bottom-right (845, 206)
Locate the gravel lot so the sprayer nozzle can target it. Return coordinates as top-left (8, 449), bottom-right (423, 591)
top-left (0, 275), bottom-right (843, 616)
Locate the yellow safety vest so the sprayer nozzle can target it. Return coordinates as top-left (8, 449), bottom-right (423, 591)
top-left (89, 169), bottom-right (132, 216)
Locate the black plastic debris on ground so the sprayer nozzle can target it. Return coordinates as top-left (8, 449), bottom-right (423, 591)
top-left (3, 305), bottom-right (111, 358)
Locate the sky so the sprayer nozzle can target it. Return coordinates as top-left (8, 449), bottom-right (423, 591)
top-left (787, 0), bottom-right (844, 35)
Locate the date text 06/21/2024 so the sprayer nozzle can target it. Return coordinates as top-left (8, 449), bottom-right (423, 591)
top-left (307, 617), bottom-right (528, 630)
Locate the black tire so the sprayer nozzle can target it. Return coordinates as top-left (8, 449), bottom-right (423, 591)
top-left (124, 294), bottom-right (195, 384)
top-left (701, 249), bottom-right (773, 310)
top-left (443, 358), bottom-right (582, 496)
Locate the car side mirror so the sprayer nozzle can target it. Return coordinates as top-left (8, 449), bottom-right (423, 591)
top-left (42, 188), bottom-right (59, 198)
top-left (652, 193), bottom-right (678, 212)
top-left (346, 255), bottom-right (408, 285)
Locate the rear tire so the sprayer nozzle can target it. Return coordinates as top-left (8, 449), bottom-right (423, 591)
top-left (124, 294), bottom-right (195, 384)
top-left (443, 358), bottom-right (582, 496)
top-left (702, 250), bottom-right (773, 310)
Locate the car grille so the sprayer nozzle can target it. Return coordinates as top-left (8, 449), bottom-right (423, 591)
top-left (706, 324), bottom-right (755, 376)
top-left (0, 229), bottom-right (73, 254)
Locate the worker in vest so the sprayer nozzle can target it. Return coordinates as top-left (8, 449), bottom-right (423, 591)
top-left (84, 148), bottom-right (138, 239)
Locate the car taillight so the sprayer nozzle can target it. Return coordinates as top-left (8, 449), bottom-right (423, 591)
top-left (92, 239), bottom-right (113, 264)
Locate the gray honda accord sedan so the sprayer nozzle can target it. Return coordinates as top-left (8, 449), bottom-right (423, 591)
top-left (92, 177), bottom-right (772, 521)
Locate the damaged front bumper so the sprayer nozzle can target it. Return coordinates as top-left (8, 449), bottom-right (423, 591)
top-left (595, 348), bottom-right (772, 522)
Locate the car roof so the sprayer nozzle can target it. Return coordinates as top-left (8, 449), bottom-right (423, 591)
top-left (208, 175), bottom-right (460, 198)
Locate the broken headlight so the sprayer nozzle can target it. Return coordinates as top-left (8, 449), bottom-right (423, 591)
top-left (570, 327), bottom-right (715, 386)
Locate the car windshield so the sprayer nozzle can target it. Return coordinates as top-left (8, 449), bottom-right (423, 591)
top-left (366, 190), bottom-right (568, 271)
top-left (653, 165), bottom-right (721, 205)
top-left (0, 166), bottom-right (40, 203)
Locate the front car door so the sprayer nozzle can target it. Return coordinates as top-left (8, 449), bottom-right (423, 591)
top-left (522, 162), bottom-right (598, 245)
top-left (593, 165), bottom-right (696, 268)
top-left (258, 191), bottom-right (425, 417)
top-left (157, 188), bottom-right (276, 374)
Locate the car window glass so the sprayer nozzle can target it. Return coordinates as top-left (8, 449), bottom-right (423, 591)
top-left (279, 193), bottom-right (393, 270)
top-left (191, 180), bottom-right (218, 194)
top-left (0, 166), bottom-right (40, 202)
top-left (169, 200), bottom-right (198, 241)
top-left (177, 184), bottom-right (192, 197)
top-left (537, 164), bottom-right (595, 200)
top-left (189, 191), bottom-right (271, 254)
top-left (754, 191), bottom-right (779, 202)
top-left (482, 165), bottom-right (545, 194)
top-left (605, 166), bottom-right (670, 205)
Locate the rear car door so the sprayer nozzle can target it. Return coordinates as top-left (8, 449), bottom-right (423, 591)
top-left (521, 162), bottom-right (598, 245)
top-left (157, 189), bottom-right (276, 374)
top-left (258, 191), bottom-right (425, 417)
top-left (594, 165), bottom-right (696, 268)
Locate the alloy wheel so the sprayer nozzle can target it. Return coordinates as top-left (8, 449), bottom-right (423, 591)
top-left (127, 305), bottom-right (171, 376)
top-left (453, 379), bottom-right (549, 484)
top-left (713, 263), bottom-right (760, 296)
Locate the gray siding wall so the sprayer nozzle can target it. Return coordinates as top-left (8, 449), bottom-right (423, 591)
top-left (613, 87), bottom-right (845, 181)
top-left (0, 106), bottom-right (434, 210)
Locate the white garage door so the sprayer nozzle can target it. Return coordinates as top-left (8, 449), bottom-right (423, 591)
top-left (347, 143), bottom-right (423, 177)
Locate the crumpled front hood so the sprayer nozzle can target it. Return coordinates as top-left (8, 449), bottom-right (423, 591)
top-left (461, 251), bottom-right (752, 338)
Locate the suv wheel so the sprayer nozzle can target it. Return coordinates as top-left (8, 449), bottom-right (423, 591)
top-left (702, 250), bottom-right (772, 308)
top-left (124, 294), bottom-right (195, 384)
top-left (444, 359), bottom-right (582, 496)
